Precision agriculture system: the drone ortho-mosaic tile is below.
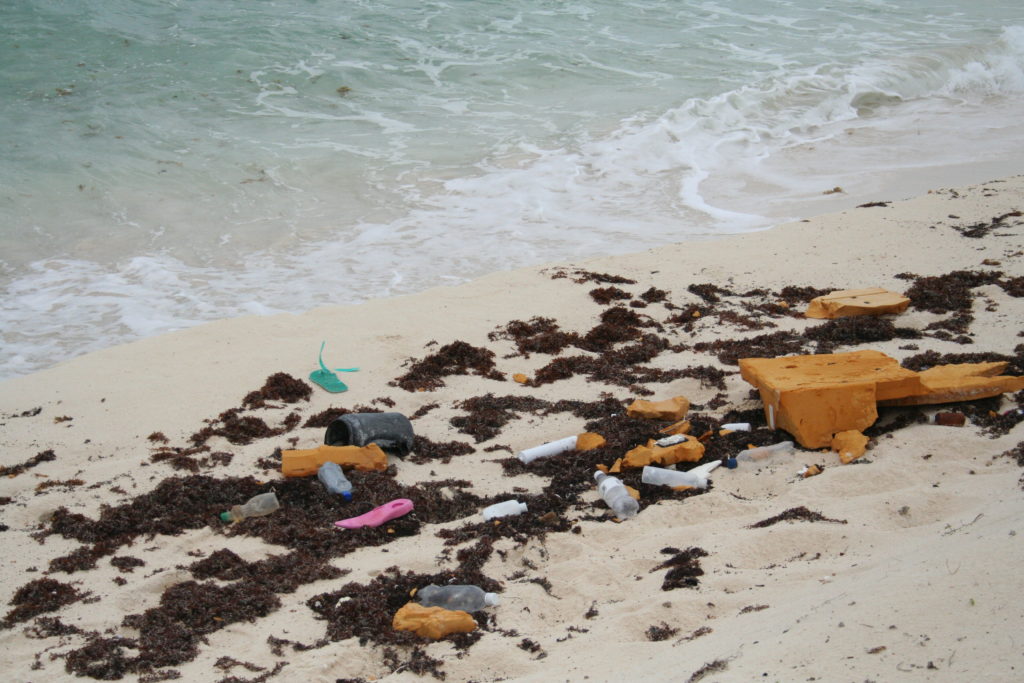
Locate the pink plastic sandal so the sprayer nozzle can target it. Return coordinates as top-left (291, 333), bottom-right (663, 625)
top-left (334, 498), bottom-right (414, 529)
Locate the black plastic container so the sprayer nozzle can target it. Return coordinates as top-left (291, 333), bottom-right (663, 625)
top-left (324, 412), bottom-right (415, 457)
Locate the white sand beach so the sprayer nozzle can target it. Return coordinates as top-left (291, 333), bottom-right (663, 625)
top-left (1, 176), bottom-right (1022, 682)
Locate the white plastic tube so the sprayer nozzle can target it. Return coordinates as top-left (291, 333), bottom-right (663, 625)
top-left (517, 435), bottom-right (578, 463)
top-left (641, 466), bottom-right (708, 489)
top-left (721, 422), bottom-right (751, 431)
top-left (655, 434), bottom-right (688, 447)
top-left (482, 499), bottom-right (528, 521)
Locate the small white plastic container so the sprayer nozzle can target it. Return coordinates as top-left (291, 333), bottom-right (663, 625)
top-left (727, 441), bottom-right (794, 468)
top-left (482, 499), bottom-right (528, 521)
top-left (517, 435), bottom-right (578, 463)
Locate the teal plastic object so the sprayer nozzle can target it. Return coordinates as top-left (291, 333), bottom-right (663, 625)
top-left (309, 341), bottom-right (358, 393)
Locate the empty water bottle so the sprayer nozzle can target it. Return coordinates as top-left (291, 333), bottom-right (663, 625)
top-left (416, 584), bottom-right (500, 611)
top-left (220, 491), bottom-right (280, 523)
top-left (726, 440), bottom-right (794, 469)
top-left (593, 471), bottom-right (639, 520)
top-left (317, 461), bottom-right (353, 501)
top-left (482, 499), bottom-right (528, 521)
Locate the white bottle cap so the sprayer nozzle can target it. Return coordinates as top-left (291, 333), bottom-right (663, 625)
top-left (484, 592), bottom-right (500, 606)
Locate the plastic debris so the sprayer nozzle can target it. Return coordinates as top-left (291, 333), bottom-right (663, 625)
top-left (482, 500), bottom-right (528, 521)
top-left (594, 471), bottom-right (639, 520)
top-left (805, 287), bottom-right (910, 319)
top-left (622, 435), bottom-right (704, 469)
top-left (832, 430), bottom-right (869, 464)
top-left (392, 603), bottom-right (477, 639)
top-left (334, 498), bottom-right (414, 529)
top-left (281, 444), bottom-right (388, 477)
top-left (415, 584), bottom-right (499, 611)
top-left (220, 492), bottom-right (279, 523)
top-left (626, 396), bottom-right (690, 421)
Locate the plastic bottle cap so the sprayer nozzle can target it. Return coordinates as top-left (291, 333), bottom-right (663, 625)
top-left (219, 511), bottom-right (233, 522)
top-left (341, 491), bottom-right (353, 502)
top-left (484, 592), bottom-right (500, 606)
top-left (725, 457), bottom-right (738, 469)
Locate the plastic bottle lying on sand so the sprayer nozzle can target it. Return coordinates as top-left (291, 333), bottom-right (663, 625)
top-left (482, 499), bottom-right (528, 521)
top-left (725, 441), bottom-right (795, 469)
top-left (517, 435), bottom-right (578, 464)
top-left (416, 584), bottom-right (500, 611)
top-left (641, 460), bottom-right (721, 489)
top-left (594, 471), bottom-right (639, 520)
top-left (317, 461), bottom-right (353, 501)
top-left (220, 492), bottom-right (280, 523)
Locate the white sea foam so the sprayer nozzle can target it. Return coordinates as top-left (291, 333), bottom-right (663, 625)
top-left (2, 1), bottom-right (1023, 379)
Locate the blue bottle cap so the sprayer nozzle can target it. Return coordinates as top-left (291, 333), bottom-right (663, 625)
top-left (725, 457), bottom-right (738, 469)
top-left (341, 491), bottom-right (353, 502)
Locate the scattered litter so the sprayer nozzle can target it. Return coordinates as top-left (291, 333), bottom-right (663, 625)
top-left (325, 412), bottom-right (415, 457)
top-left (805, 287), bottom-right (910, 319)
top-left (281, 443), bottom-right (388, 477)
top-left (594, 471), bottom-right (639, 520)
top-left (517, 432), bottom-right (605, 463)
top-left (221, 492), bottom-right (280, 523)
top-left (335, 499), bottom-right (414, 529)
top-left (934, 412), bottom-right (967, 427)
top-left (392, 602), bottom-right (477, 639)
top-left (415, 584), bottom-right (499, 611)
top-left (626, 396), bottom-right (690, 421)
top-left (482, 500), bottom-right (528, 521)
top-left (725, 441), bottom-right (794, 469)
top-left (832, 430), bottom-right (869, 464)
top-left (309, 341), bottom-right (358, 393)
top-left (317, 462), bottom-right (353, 501)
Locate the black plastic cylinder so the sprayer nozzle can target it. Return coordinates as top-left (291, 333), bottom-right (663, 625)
top-left (324, 412), bottom-right (415, 457)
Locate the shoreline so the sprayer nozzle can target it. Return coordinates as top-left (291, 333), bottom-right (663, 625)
top-left (0, 175), bottom-right (1022, 682)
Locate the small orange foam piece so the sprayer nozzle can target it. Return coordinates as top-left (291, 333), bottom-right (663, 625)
top-left (626, 396), bottom-right (690, 421)
top-left (576, 432), bottom-right (607, 450)
top-left (281, 443), bottom-right (388, 477)
top-left (513, 373), bottom-right (529, 384)
top-left (621, 436), bottom-right (705, 469)
top-left (392, 603), bottom-right (477, 640)
top-left (832, 429), bottom-right (869, 464)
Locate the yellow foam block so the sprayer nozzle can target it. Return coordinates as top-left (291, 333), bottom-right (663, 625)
top-left (805, 287), bottom-right (910, 319)
top-left (281, 443), bottom-right (388, 477)
top-left (392, 603), bottom-right (477, 640)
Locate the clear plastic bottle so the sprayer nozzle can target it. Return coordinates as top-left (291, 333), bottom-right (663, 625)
top-left (220, 491), bottom-right (280, 522)
top-left (317, 461), bottom-right (353, 501)
top-left (416, 584), bottom-right (500, 611)
top-left (593, 471), bottom-right (639, 520)
top-left (726, 441), bottom-right (794, 468)
top-left (482, 499), bottom-right (528, 521)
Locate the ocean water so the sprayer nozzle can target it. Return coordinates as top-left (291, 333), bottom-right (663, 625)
top-left (2, 0), bottom-right (1023, 380)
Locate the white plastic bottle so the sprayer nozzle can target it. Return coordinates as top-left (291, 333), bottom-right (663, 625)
top-left (416, 584), bottom-right (500, 611)
top-left (220, 491), bottom-right (280, 523)
top-left (517, 435), bottom-right (578, 463)
top-left (482, 499), bottom-right (528, 521)
top-left (593, 471), bottom-right (639, 520)
top-left (641, 465), bottom-right (708, 489)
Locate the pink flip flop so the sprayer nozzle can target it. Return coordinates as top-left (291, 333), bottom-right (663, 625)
top-left (334, 498), bottom-right (414, 529)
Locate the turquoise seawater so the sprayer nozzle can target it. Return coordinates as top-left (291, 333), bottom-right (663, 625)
top-left (2, 0), bottom-right (1023, 378)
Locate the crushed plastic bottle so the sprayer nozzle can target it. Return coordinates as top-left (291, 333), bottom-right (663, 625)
top-left (220, 491), bottom-right (280, 523)
top-left (416, 584), bottom-right (500, 612)
top-left (593, 471), bottom-right (639, 520)
top-left (317, 461), bottom-right (353, 501)
top-left (482, 499), bottom-right (528, 521)
top-left (726, 441), bottom-right (795, 469)
top-left (642, 465), bottom-right (707, 489)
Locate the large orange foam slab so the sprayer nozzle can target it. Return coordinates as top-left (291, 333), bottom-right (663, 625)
top-left (739, 350), bottom-right (924, 448)
top-left (879, 362), bottom-right (1024, 406)
top-left (805, 287), bottom-right (910, 319)
top-left (392, 603), bottom-right (477, 640)
top-left (281, 443), bottom-right (388, 477)
top-left (626, 396), bottom-right (690, 421)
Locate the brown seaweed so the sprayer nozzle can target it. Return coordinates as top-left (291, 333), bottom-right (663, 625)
top-left (392, 341), bottom-right (505, 391)
top-left (748, 506), bottom-right (847, 528)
